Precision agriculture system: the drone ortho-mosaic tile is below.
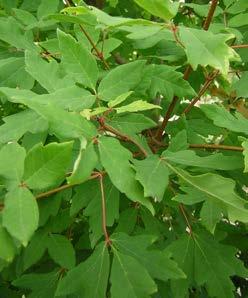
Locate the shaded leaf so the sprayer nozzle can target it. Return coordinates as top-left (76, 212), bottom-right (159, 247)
top-left (56, 242), bottom-right (109, 297)
top-left (47, 234), bottom-right (75, 269)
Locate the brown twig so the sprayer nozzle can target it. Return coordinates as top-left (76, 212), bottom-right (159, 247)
top-left (203, 0), bottom-right (219, 30)
top-left (79, 25), bottom-right (110, 70)
top-left (189, 143), bottom-right (243, 152)
top-left (0, 172), bottom-right (100, 211)
top-left (99, 174), bottom-right (111, 246)
top-left (232, 44), bottom-right (248, 49)
top-left (149, 136), bottom-right (244, 152)
top-left (181, 70), bottom-right (219, 115)
top-left (36, 172), bottom-right (100, 200)
top-left (99, 118), bottom-right (148, 157)
top-left (64, 0), bottom-right (109, 70)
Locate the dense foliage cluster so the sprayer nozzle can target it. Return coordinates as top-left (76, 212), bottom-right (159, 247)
top-left (0, 0), bottom-right (248, 297)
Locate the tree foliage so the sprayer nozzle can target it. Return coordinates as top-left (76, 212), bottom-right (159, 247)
top-left (0, 0), bottom-right (248, 297)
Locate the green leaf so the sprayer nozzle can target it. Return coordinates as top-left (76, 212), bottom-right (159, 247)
top-left (162, 149), bottom-right (243, 170)
top-left (106, 113), bottom-right (156, 135)
top-left (134, 0), bottom-right (179, 21)
top-left (98, 60), bottom-right (146, 101)
top-left (12, 271), bottom-right (59, 297)
top-left (0, 17), bottom-right (35, 50)
top-left (184, 3), bottom-right (223, 17)
top-left (227, 0), bottom-right (248, 14)
top-left (0, 89), bottom-right (97, 140)
top-left (12, 8), bottom-right (37, 26)
top-left (38, 191), bottom-right (63, 226)
top-left (133, 155), bottom-right (169, 201)
top-left (85, 177), bottom-right (119, 246)
top-left (0, 110), bottom-right (48, 144)
top-left (67, 142), bottom-right (98, 185)
top-left (23, 142), bottom-right (73, 190)
top-left (0, 142), bottom-right (26, 189)
top-left (179, 27), bottom-right (238, 74)
top-left (25, 50), bottom-right (72, 93)
top-left (166, 162), bottom-right (248, 223)
top-left (56, 242), bottom-right (109, 297)
top-left (111, 233), bottom-right (186, 281)
top-left (200, 200), bottom-right (222, 233)
top-left (229, 13), bottom-right (248, 27)
top-left (37, 0), bottom-right (59, 19)
top-left (115, 100), bottom-right (161, 114)
top-left (0, 57), bottom-right (34, 89)
top-left (242, 139), bottom-right (248, 172)
top-left (139, 65), bottom-right (196, 101)
top-left (167, 231), bottom-right (248, 298)
top-left (47, 234), bottom-right (75, 269)
top-left (35, 85), bottom-right (96, 111)
top-left (201, 104), bottom-right (248, 135)
top-left (2, 187), bottom-right (39, 246)
top-left (23, 228), bottom-right (48, 270)
top-left (98, 137), bottom-right (154, 214)
top-left (231, 71), bottom-right (248, 98)
top-left (0, 226), bottom-right (16, 262)
top-left (108, 91), bottom-right (133, 108)
top-left (70, 178), bottom-right (119, 246)
top-left (58, 29), bottom-right (98, 91)
top-left (110, 249), bottom-right (157, 298)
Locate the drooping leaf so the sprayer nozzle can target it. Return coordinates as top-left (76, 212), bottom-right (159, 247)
top-left (56, 242), bottom-right (109, 297)
top-left (98, 60), bottom-right (146, 101)
top-left (133, 155), bottom-right (169, 201)
top-left (98, 136), bottom-right (154, 213)
top-left (179, 27), bottom-right (238, 74)
top-left (134, 0), bottom-right (179, 21)
top-left (47, 234), bottom-right (75, 269)
top-left (23, 142), bottom-right (73, 190)
top-left (2, 187), bottom-right (39, 246)
top-left (110, 249), bottom-right (157, 298)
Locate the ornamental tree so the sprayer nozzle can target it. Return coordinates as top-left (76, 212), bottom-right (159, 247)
top-left (0, 0), bottom-right (248, 297)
